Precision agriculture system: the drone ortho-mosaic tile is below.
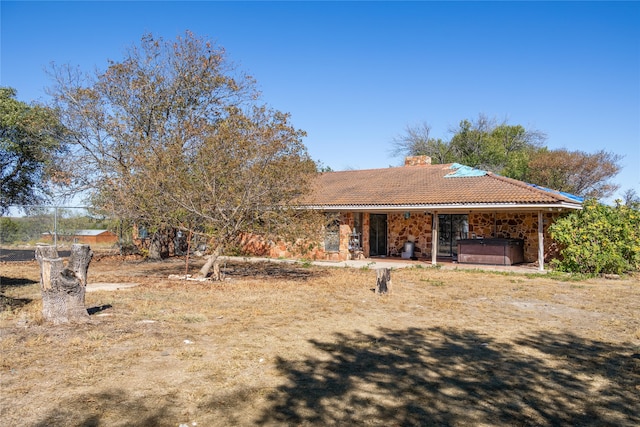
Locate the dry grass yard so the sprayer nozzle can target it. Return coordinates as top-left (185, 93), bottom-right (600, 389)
top-left (1, 255), bottom-right (639, 426)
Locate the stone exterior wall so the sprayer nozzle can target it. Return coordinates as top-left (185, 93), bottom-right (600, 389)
top-left (239, 210), bottom-right (567, 264)
top-left (237, 233), bottom-right (326, 260)
top-left (469, 211), bottom-right (563, 262)
top-left (324, 212), bottom-right (352, 261)
top-left (242, 212), bottom-right (354, 261)
top-left (387, 212), bottom-right (433, 258)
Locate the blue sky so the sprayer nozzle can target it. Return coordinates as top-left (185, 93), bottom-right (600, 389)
top-left (2, 1), bottom-right (639, 201)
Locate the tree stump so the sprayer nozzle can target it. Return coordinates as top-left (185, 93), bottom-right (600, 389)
top-left (35, 244), bottom-right (93, 324)
top-left (375, 268), bottom-right (392, 295)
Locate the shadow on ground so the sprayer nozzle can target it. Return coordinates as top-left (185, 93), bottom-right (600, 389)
top-left (0, 294), bottom-right (32, 312)
top-left (220, 261), bottom-right (324, 280)
top-left (87, 304), bottom-right (113, 315)
top-left (0, 276), bottom-right (36, 312)
top-left (135, 259), bottom-right (325, 281)
top-left (31, 327), bottom-right (639, 426)
top-left (0, 276), bottom-right (38, 287)
top-left (32, 389), bottom-right (173, 427)
top-left (254, 327), bottom-right (639, 426)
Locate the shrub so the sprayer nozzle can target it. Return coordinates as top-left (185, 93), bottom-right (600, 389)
top-left (0, 217), bottom-right (19, 244)
top-left (549, 199), bottom-right (640, 274)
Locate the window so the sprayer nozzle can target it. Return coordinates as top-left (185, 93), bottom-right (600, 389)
top-left (349, 213), bottom-right (363, 251)
top-left (324, 214), bottom-right (340, 252)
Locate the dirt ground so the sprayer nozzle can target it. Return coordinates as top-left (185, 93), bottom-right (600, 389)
top-left (1, 255), bottom-right (639, 426)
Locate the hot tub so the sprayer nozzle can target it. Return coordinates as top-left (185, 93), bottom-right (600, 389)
top-left (457, 238), bottom-right (524, 266)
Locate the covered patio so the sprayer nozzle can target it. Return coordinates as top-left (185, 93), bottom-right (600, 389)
top-left (293, 156), bottom-right (583, 271)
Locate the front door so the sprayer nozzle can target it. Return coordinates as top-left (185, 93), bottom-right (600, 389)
top-left (369, 214), bottom-right (387, 256)
top-left (437, 214), bottom-right (469, 258)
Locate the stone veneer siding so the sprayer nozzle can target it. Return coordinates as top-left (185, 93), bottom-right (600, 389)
top-left (361, 210), bottom-right (563, 263)
top-left (387, 212), bottom-right (433, 258)
top-left (468, 211), bottom-right (563, 262)
top-left (241, 210), bottom-right (566, 264)
top-left (248, 212), bottom-right (355, 261)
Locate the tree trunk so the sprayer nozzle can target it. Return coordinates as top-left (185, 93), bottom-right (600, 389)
top-left (35, 244), bottom-right (93, 324)
top-left (184, 230), bottom-right (193, 275)
top-left (375, 268), bottom-right (392, 295)
top-left (148, 230), bottom-right (170, 260)
top-left (67, 244), bottom-right (93, 286)
top-left (198, 246), bottom-right (221, 280)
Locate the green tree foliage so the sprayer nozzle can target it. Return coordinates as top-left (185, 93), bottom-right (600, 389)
top-left (449, 116), bottom-right (547, 173)
top-left (0, 217), bottom-right (19, 243)
top-left (0, 87), bottom-right (67, 212)
top-left (47, 32), bottom-right (321, 278)
top-left (391, 114), bottom-right (622, 200)
top-left (316, 161), bottom-right (334, 173)
top-left (392, 114), bottom-right (545, 173)
top-left (549, 199), bottom-right (640, 275)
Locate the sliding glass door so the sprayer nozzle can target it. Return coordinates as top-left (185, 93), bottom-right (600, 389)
top-left (437, 214), bottom-right (469, 257)
top-left (369, 214), bottom-right (387, 257)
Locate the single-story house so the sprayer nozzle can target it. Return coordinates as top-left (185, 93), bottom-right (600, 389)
top-left (42, 229), bottom-right (118, 245)
top-left (269, 156), bottom-right (583, 271)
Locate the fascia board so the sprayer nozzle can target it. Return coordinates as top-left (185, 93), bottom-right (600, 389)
top-left (301, 202), bottom-right (583, 212)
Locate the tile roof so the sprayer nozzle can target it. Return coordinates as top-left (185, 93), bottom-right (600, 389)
top-left (300, 163), bottom-right (583, 209)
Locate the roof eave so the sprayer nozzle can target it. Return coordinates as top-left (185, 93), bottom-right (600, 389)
top-left (300, 202), bottom-right (583, 213)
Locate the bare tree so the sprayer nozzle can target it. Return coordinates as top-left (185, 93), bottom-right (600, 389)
top-left (47, 31), bottom-right (321, 278)
top-left (526, 149), bottom-right (622, 199)
top-left (622, 189), bottom-right (639, 207)
top-left (389, 122), bottom-right (452, 164)
top-left (48, 32), bottom-right (256, 198)
top-left (122, 105), bottom-right (321, 279)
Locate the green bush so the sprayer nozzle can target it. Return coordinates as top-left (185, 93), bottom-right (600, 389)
top-left (549, 199), bottom-right (640, 274)
top-left (0, 217), bottom-right (19, 244)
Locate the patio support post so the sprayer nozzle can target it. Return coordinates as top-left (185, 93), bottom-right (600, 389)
top-left (538, 210), bottom-right (544, 271)
top-left (431, 212), bottom-right (438, 265)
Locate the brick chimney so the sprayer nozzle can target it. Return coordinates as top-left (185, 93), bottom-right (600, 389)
top-left (404, 155), bottom-right (432, 167)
